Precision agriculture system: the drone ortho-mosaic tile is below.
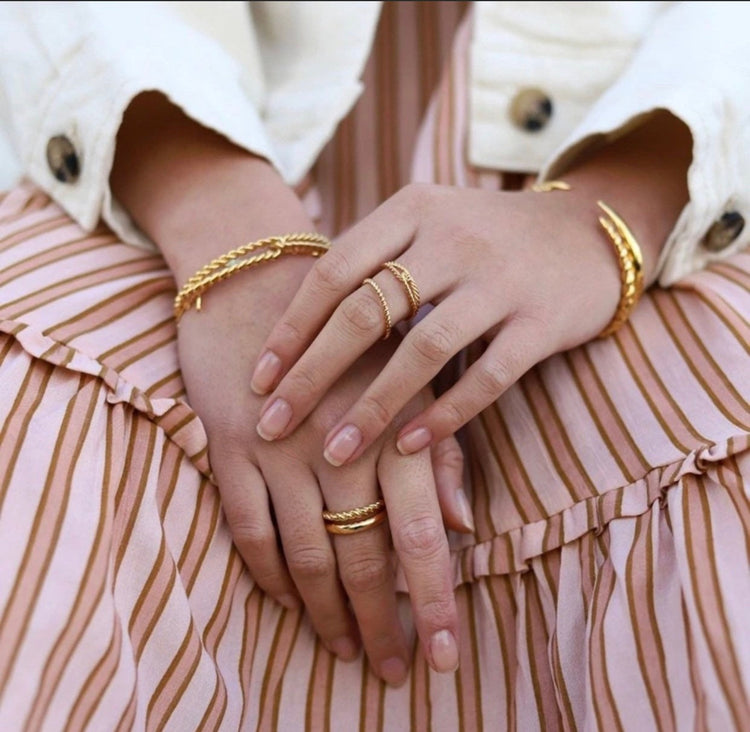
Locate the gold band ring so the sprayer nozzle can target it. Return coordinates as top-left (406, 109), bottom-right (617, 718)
top-left (322, 499), bottom-right (385, 524)
top-left (382, 261), bottom-right (421, 319)
top-left (362, 278), bottom-right (392, 340)
top-left (325, 510), bottom-right (387, 535)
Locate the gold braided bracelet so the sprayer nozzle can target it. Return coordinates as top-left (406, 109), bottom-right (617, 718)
top-left (173, 232), bottom-right (331, 321)
top-left (531, 180), bottom-right (644, 338)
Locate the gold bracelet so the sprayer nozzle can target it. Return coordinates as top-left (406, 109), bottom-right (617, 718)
top-left (595, 201), bottom-right (644, 338)
top-left (173, 232), bottom-right (331, 320)
top-left (531, 181), bottom-right (644, 338)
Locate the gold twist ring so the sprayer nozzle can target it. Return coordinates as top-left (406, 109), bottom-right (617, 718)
top-left (382, 261), bottom-right (421, 319)
top-left (362, 278), bottom-right (392, 340)
top-left (325, 511), bottom-right (387, 535)
top-left (322, 499), bottom-right (385, 524)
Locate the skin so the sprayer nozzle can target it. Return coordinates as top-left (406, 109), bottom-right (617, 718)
top-left (110, 92), bottom-right (473, 686)
top-left (250, 111), bottom-right (693, 467)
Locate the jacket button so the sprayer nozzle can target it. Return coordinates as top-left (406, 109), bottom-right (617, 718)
top-left (46, 135), bottom-right (80, 183)
top-left (702, 211), bottom-right (745, 252)
top-left (509, 88), bottom-right (553, 132)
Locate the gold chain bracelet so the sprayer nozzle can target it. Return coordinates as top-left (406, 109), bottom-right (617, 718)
top-left (173, 232), bottom-right (331, 321)
top-left (531, 180), bottom-right (644, 338)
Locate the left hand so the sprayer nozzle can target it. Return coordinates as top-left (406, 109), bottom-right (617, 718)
top-left (248, 181), bottom-right (627, 465)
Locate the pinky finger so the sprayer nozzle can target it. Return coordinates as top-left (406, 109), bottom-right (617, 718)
top-left (396, 320), bottom-right (552, 454)
top-left (214, 457), bottom-right (299, 609)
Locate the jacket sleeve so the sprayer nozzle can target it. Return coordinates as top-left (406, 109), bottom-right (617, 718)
top-left (0, 1), bottom-right (280, 249)
top-left (539, 1), bottom-right (750, 286)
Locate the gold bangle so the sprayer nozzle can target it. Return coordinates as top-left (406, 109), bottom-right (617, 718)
top-left (531, 182), bottom-right (644, 338)
top-left (173, 232), bottom-right (331, 321)
top-left (596, 200), bottom-right (644, 338)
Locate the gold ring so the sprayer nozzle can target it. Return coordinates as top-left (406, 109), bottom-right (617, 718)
top-left (322, 499), bottom-right (385, 524)
top-left (362, 278), bottom-right (392, 340)
top-left (382, 261), bottom-right (421, 319)
top-left (325, 511), bottom-right (387, 535)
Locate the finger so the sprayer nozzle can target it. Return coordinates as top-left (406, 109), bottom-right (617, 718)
top-left (396, 317), bottom-right (554, 452)
top-left (321, 293), bottom-right (501, 466)
top-left (319, 462), bottom-right (410, 687)
top-left (378, 443), bottom-right (459, 675)
top-left (212, 454), bottom-right (299, 609)
top-left (262, 459), bottom-right (360, 661)
top-left (255, 251), bottom-right (451, 444)
top-left (250, 187), bottom-right (422, 395)
top-left (431, 436), bottom-right (474, 534)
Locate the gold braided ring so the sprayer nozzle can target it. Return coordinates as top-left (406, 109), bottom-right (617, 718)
top-left (362, 278), bottom-right (392, 340)
top-left (322, 499), bottom-right (385, 524)
top-left (382, 261), bottom-right (421, 319)
top-left (324, 510), bottom-right (387, 535)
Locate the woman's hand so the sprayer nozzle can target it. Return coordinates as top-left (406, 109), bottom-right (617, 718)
top-left (110, 92), bottom-right (471, 684)
top-left (250, 112), bottom-right (692, 464)
top-left (176, 275), bottom-right (464, 685)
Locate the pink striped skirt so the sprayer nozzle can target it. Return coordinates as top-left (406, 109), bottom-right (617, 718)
top-left (1, 7), bottom-right (749, 731)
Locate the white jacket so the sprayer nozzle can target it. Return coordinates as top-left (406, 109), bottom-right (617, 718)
top-left (0, 1), bottom-right (748, 285)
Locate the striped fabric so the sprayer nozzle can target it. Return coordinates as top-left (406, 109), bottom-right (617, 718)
top-left (1, 2), bottom-right (748, 730)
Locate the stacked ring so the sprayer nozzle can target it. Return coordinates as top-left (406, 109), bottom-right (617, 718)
top-left (323, 498), bottom-right (387, 535)
top-left (382, 261), bottom-right (421, 318)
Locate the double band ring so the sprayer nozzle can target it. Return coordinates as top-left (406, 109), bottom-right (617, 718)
top-left (360, 261), bottom-right (421, 340)
top-left (323, 498), bottom-right (387, 536)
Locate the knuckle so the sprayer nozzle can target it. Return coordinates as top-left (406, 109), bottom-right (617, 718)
top-left (286, 545), bottom-right (335, 583)
top-left (415, 596), bottom-right (456, 633)
top-left (410, 322), bottom-right (456, 367)
top-left (358, 393), bottom-right (393, 430)
top-left (314, 251), bottom-right (351, 294)
top-left (341, 553), bottom-right (393, 595)
top-left (433, 439), bottom-right (464, 472)
top-left (229, 516), bottom-right (277, 558)
top-left (475, 359), bottom-right (512, 397)
top-left (393, 515), bottom-right (445, 561)
top-left (284, 367), bottom-right (319, 400)
top-left (436, 398), bottom-right (471, 430)
top-left (340, 292), bottom-right (384, 337)
top-left (273, 318), bottom-right (306, 351)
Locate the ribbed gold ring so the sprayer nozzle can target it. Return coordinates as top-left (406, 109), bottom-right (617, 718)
top-left (324, 511), bottom-right (387, 535)
top-left (382, 261), bottom-right (421, 319)
top-left (323, 499), bottom-right (385, 524)
top-left (362, 278), bottom-right (392, 340)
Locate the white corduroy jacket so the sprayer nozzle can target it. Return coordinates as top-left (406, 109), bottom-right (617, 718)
top-left (0, 1), bottom-right (748, 285)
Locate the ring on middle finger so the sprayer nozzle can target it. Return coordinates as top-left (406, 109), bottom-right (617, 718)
top-left (323, 498), bottom-right (387, 535)
top-left (381, 261), bottom-right (421, 319)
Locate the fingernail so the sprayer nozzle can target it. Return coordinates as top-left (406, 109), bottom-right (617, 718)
top-left (251, 350), bottom-right (282, 395)
top-left (257, 398), bottom-right (292, 440)
top-left (430, 630), bottom-right (459, 673)
top-left (324, 425), bottom-right (362, 466)
top-left (330, 636), bottom-right (359, 661)
top-left (380, 656), bottom-right (408, 687)
top-left (456, 489), bottom-right (475, 533)
top-left (278, 593), bottom-right (300, 610)
top-left (396, 427), bottom-right (432, 455)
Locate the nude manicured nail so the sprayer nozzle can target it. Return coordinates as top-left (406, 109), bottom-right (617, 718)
top-left (256, 398), bottom-right (292, 440)
top-left (430, 630), bottom-right (459, 673)
top-left (324, 425), bottom-right (362, 466)
top-left (456, 488), bottom-right (475, 533)
top-left (251, 350), bottom-right (282, 394)
top-left (396, 427), bottom-right (432, 455)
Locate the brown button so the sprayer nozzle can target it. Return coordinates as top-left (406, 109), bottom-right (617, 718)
top-left (46, 135), bottom-right (80, 183)
top-left (702, 211), bottom-right (745, 252)
top-left (509, 88), bottom-right (553, 132)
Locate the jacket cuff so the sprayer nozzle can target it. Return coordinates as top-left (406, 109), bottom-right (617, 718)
top-left (20, 5), bottom-right (278, 249)
top-left (539, 1), bottom-right (750, 286)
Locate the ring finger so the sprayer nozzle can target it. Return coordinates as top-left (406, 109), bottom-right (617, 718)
top-left (318, 461), bottom-right (411, 686)
top-left (255, 253), bottom-right (452, 443)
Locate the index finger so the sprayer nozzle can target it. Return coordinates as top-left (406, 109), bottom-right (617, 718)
top-left (378, 442), bottom-right (460, 675)
top-left (249, 191), bottom-right (418, 395)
